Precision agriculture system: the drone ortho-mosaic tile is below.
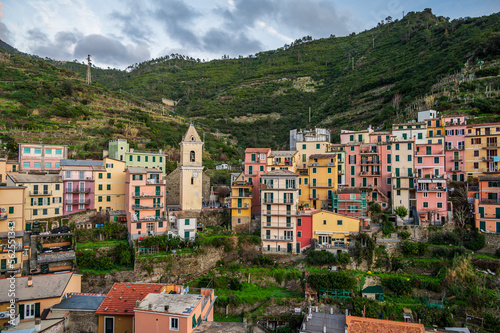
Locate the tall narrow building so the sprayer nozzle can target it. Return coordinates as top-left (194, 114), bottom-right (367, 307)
top-left (180, 124), bottom-right (204, 211)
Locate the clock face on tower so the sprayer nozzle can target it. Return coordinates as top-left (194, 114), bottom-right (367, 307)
top-left (193, 172), bottom-right (198, 178)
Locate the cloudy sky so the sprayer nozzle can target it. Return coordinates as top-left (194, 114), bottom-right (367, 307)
top-left (1, 0), bottom-right (499, 69)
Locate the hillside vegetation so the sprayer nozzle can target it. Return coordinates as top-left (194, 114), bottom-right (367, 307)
top-left (55, 9), bottom-right (500, 148)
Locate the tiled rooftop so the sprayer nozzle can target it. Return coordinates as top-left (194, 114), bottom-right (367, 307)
top-left (95, 282), bottom-right (165, 316)
top-left (345, 315), bottom-right (425, 333)
top-left (136, 293), bottom-right (203, 315)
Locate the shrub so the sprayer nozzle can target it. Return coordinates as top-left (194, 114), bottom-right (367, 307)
top-left (398, 231), bottom-right (411, 240)
top-left (253, 255), bottom-right (274, 266)
top-left (382, 219), bottom-right (396, 235)
top-left (463, 229), bottom-right (485, 251)
top-left (307, 272), bottom-right (357, 291)
top-left (337, 252), bottom-right (351, 266)
top-left (306, 250), bottom-right (337, 265)
top-left (227, 278), bottom-right (242, 291)
top-left (390, 256), bottom-right (405, 271)
top-left (382, 277), bottom-right (413, 295)
top-left (401, 241), bottom-right (428, 256)
top-left (415, 305), bottom-right (454, 327)
top-left (495, 247), bottom-right (500, 258)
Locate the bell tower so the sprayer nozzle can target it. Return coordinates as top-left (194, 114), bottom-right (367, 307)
top-left (179, 124), bottom-right (204, 211)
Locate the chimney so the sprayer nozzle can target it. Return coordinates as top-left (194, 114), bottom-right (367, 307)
top-left (164, 305), bottom-right (169, 312)
top-left (27, 276), bottom-right (33, 287)
top-left (135, 300), bottom-right (141, 307)
top-left (35, 318), bottom-right (41, 331)
top-left (148, 303), bottom-right (153, 310)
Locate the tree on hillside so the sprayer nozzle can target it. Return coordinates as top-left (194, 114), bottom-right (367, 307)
top-left (394, 206), bottom-right (408, 220)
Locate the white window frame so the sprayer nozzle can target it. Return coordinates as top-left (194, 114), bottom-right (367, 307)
top-left (104, 316), bottom-right (115, 333)
top-left (25, 303), bottom-right (35, 319)
top-left (170, 317), bottom-right (179, 331)
top-left (423, 192), bottom-right (428, 198)
top-left (437, 192), bottom-right (442, 198)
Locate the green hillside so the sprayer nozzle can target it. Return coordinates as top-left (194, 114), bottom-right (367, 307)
top-left (55, 9), bottom-right (500, 148)
top-left (0, 52), bottom-right (240, 167)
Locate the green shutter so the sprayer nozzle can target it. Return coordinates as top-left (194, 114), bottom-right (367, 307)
top-left (479, 207), bottom-right (485, 218)
top-left (192, 315), bottom-right (197, 328)
top-left (35, 303), bottom-right (40, 318)
top-left (19, 304), bottom-right (24, 320)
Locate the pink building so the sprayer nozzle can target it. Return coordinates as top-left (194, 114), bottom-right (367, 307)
top-left (125, 167), bottom-right (166, 240)
top-left (443, 116), bottom-right (466, 182)
top-left (61, 160), bottom-right (100, 215)
top-left (244, 148), bottom-right (272, 216)
top-left (134, 288), bottom-right (215, 333)
top-left (19, 143), bottom-right (68, 171)
top-left (414, 143), bottom-right (449, 224)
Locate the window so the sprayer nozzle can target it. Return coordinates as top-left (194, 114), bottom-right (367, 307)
top-left (323, 220), bottom-right (327, 225)
top-left (107, 184), bottom-right (111, 190)
top-left (260, 165), bottom-right (264, 172)
top-left (23, 162), bottom-right (30, 168)
top-left (387, 177), bottom-right (392, 185)
top-left (395, 155), bottom-right (399, 162)
top-left (417, 157), bottom-right (422, 164)
top-left (137, 155), bottom-right (141, 162)
top-left (98, 196), bottom-right (102, 202)
top-left (437, 202), bottom-right (443, 208)
top-left (129, 155), bottom-right (133, 162)
top-left (387, 145), bottom-right (391, 150)
top-left (43, 209), bottom-right (47, 215)
top-left (99, 173), bottom-right (103, 179)
top-left (136, 223), bottom-right (142, 229)
top-left (248, 166), bottom-right (253, 175)
top-left (55, 208), bottom-right (59, 215)
top-left (471, 138), bottom-right (481, 145)
top-left (312, 167), bottom-right (317, 174)
top-left (106, 196), bottom-right (111, 202)
top-left (434, 157), bottom-right (439, 164)
top-left (185, 219), bottom-right (190, 225)
top-left (45, 162), bottom-right (51, 168)
top-left (297, 218), bottom-right (302, 226)
top-left (34, 162), bottom-right (41, 168)
top-left (316, 143), bottom-right (320, 149)
top-left (56, 149), bottom-right (62, 155)
top-left (190, 151), bottom-right (195, 162)
top-left (337, 220), bottom-right (343, 225)
top-left (298, 231), bottom-right (302, 237)
top-left (55, 163), bottom-right (60, 168)
top-left (304, 178), bottom-right (308, 185)
top-left (474, 150), bottom-right (479, 157)
top-left (423, 202), bottom-right (429, 208)
top-left (107, 173), bottom-right (111, 179)
top-left (98, 184), bottom-right (103, 191)
top-left (349, 135), bottom-right (354, 141)
top-left (395, 143), bottom-right (400, 150)
top-left (33, 209), bottom-right (38, 216)
top-left (408, 155), bottom-right (412, 161)
top-left (34, 148), bottom-right (41, 154)
top-left (387, 154), bottom-right (391, 164)
top-left (145, 156), bottom-right (148, 162)
top-left (423, 192), bottom-right (428, 198)
top-left (8, 207), bottom-right (14, 214)
top-left (23, 147), bottom-right (31, 154)
top-left (45, 149), bottom-right (52, 155)
top-left (327, 167), bottom-right (332, 174)
top-left (437, 192), bottom-right (442, 198)
top-left (418, 133), bottom-right (423, 139)
top-left (387, 165), bottom-right (391, 172)
top-left (407, 143), bottom-right (412, 150)
top-left (474, 162), bottom-right (479, 169)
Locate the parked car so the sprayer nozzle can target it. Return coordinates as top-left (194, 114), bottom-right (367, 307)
top-left (51, 226), bottom-right (71, 234)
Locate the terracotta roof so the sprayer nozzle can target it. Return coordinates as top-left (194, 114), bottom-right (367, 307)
top-left (245, 148), bottom-right (271, 153)
top-left (127, 166), bottom-right (162, 174)
top-left (60, 160), bottom-right (103, 167)
top-left (479, 175), bottom-right (500, 181)
top-left (182, 124), bottom-right (202, 142)
top-left (309, 154), bottom-right (336, 158)
top-left (337, 187), bottom-right (361, 194)
top-left (346, 315), bottom-right (425, 333)
top-left (262, 169), bottom-right (298, 177)
top-left (95, 282), bottom-right (165, 316)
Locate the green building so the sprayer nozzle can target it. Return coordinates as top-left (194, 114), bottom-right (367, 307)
top-left (108, 139), bottom-right (167, 177)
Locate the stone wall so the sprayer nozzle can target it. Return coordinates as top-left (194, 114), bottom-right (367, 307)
top-left (31, 209), bottom-right (98, 230)
top-left (67, 311), bottom-right (99, 333)
top-left (232, 216), bottom-right (251, 233)
top-left (478, 233), bottom-right (500, 254)
top-left (199, 210), bottom-right (229, 227)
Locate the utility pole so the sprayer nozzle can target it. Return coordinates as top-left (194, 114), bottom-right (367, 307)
top-left (309, 107), bottom-right (311, 123)
top-left (86, 54), bottom-right (92, 85)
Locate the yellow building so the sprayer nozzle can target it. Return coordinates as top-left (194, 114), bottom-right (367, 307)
top-left (425, 117), bottom-right (445, 144)
top-left (0, 272), bottom-right (81, 326)
top-left (0, 159), bottom-right (20, 183)
top-left (267, 150), bottom-right (298, 173)
top-left (6, 173), bottom-right (64, 226)
top-left (312, 210), bottom-right (360, 252)
top-left (230, 173), bottom-right (252, 233)
top-left (298, 168), bottom-right (310, 208)
top-left (94, 157), bottom-right (126, 212)
top-left (465, 123), bottom-right (500, 177)
top-left (307, 154), bottom-right (338, 210)
top-left (179, 125), bottom-right (204, 212)
top-left (0, 186), bottom-right (28, 278)
top-left (296, 141), bottom-right (329, 170)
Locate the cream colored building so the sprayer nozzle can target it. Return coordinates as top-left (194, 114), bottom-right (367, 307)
top-left (391, 139), bottom-right (416, 220)
top-left (0, 186), bottom-right (28, 278)
top-left (94, 157), bottom-right (126, 212)
top-left (180, 125), bottom-right (204, 212)
top-left (6, 173), bottom-right (64, 224)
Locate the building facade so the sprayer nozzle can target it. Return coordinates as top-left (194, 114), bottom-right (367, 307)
top-left (230, 172), bottom-right (252, 233)
top-left (474, 175), bottom-right (500, 233)
top-left (244, 148), bottom-right (272, 216)
top-left (18, 143), bottom-right (68, 171)
top-left (179, 125), bottom-right (204, 212)
top-left (125, 167), bottom-right (167, 240)
top-left (261, 170), bottom-right (299, 254)
top-left (465, 122), bottom-right (500, 177)
top-left (94, 157), bottom-right (126, 212)
top-left (108, 139), bottom-right (167, 177)
top-left (307, 154), bottom-right (338, 210)
top-left (61, 160), bottom-right (101, 215)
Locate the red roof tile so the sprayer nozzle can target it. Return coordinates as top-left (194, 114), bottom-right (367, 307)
top-left (346, 316), bottom-right (425, 333)
top-left (245, 148), bottom-right (271, 153)
top-left (95, 282), bottom-right (165, 316)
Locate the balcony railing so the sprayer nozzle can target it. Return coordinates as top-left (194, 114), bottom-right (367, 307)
top-left (262, 247), bottom-right (293, 254)
top-left (133, 203), bottom-right (164, 210)
top-left (146, 179), bottom-right (165, 185)
top-left (133, 192), bottom-right (163, 198)
top-left (417, 186), bottom-right (446, 192)
top-left (482, 168), bottom-right (500, 173)
top-left (486, 142), bottom-right (499, 148)
top-left (360, 160), bottom-right (380, 165)
top-left (231, 193), bottom-right (252, 198)
top-left (0, 214), bottom-right (7, 220)
top-left (327, 162), bottom-right (336, 166)
top-left (136, 216), bottom-right (167, 222)
top-left (66, 187), bottom-right (91, 194)
top-left (479, 199), bottom-right (500, 205)
top-left (30, 190), bottom-right (52, 196)
top-left (67, 200), bottom-right (91, 205)
top-left (264, 223), bottom-right (293, 228)
top-left (445, 146), bottom-right (464, 150)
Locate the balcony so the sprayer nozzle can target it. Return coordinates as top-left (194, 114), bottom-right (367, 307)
top-left (310, 183), bottom-right (335, 188)
top-left (231, 192), bottom-right (252, 198)
top-left (66, 187), bottom-right (91, 194)
top-left (262, 247), bottom-right (293, 254)
top-left (417, 186), bottom-right (446, 192)
top-left (479, 199), bottom-right (500, 205)
top-left (415, 150), bottom-right (444, 156)
top-left (482, 168), bottom-right (500, 174)
top-left (0, 214), bottom-right (7, 220)
top-left (449, 167), bottom-right (463, 172)
top-left (264, 223), bottom-right (294, 228)
top-left (133, 192), bottom-right (163, 198)
top-left (233, 203), bottom-right (250, 209)
top-left (360, 159), bottom-right (380, 165)
top-left (445, 146), bottom-right (464, 151)
top-left (146, 178), bottom-right (165, 185)
top-left (359, 148), bottom-right (378, 154)
top-left (67, 200), bottom-right (91, 205)
top-left (133, 203), bottom-right (164, 210)
top-left (360, 171), bottom-right (380, 176)
top-left (0, 243), bottom-right (24, 252)
top-left (30, 190), bottom-right (52, 196)
top-left (327, 162), bottom-right (336, 166)
top-left (482, 157), bottom-right (495, 161)
top-left (486, 142), bottom-right (499, 148)
top-left (136, 216), bottom-right (167, 222)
